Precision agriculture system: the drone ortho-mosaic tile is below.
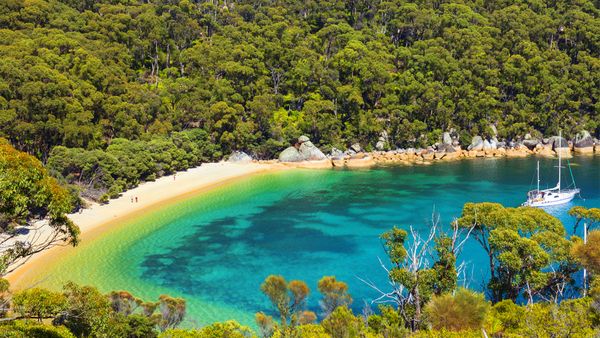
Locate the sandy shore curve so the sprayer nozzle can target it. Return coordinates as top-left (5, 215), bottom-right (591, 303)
top-left (7, 162), bottom-right (287, 288)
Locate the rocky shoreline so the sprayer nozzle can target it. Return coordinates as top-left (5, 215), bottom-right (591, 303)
top-left (229, 130), bottom-right (599, 169)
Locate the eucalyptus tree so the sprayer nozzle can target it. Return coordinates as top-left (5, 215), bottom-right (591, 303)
top-left (457, 202), bottom-right (577, 303)
top-left (0, 139), bottom-right (79, 276)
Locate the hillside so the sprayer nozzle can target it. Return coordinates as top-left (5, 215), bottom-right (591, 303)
top-left (1, 0), bottom-right (598, 162)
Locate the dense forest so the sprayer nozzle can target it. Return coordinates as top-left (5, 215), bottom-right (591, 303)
top-left (1, 0), bottom-right (598, 163)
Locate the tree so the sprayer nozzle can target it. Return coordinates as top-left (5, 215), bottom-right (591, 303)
top-left (457, 203), bottom-right (575, 303)
top-left (571, 230), bottom-right (600, 274)
top-left (157, 295), bottom-right (186, 332)
top-left (424, 288), bottom-right (489, 331)
top-left (258, 275), bottom-right (314, 330)
top-left (54, 282), bottom-right (113, 337)
top-left (12, 288), bottom-right (66, 322)
top-left (0, 138), bottom-right (79, 275)
top-left (317, 276), bottom-right (352, 318)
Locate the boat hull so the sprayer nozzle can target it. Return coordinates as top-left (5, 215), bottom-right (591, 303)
top-left (522, 189), bottom-right (580, 207)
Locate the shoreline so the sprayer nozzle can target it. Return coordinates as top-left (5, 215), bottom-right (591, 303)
top-left (7, 162), bottom-right (289, 288)
top-left (7, 152), bottom-right (597, 288)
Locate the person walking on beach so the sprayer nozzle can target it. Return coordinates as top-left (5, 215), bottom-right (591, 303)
top-left (174, 173), bottom-right (176, 181)
top-left (131, 197), bottom-right (134, 203)
top-left (135, 197), bottom-right (138, 203)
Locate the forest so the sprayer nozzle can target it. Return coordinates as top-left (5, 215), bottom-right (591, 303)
top-left (0, 0), bottom-right (598, 164)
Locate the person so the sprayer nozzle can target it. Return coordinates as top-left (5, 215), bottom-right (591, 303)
top-left (131, 197), bottom-right (134, 203)
top-left (135, 196), bottom-right (138, 203)
top-left (174, 173), bottom-right (176, 181)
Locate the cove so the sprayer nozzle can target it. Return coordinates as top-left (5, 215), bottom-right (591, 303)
top-left (21, 156), bottom-right (600, 327)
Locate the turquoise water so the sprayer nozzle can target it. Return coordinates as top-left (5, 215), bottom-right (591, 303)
top-left (30, 156), bottom-right (599, 327)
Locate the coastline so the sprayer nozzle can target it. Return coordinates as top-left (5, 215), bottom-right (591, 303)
top-left (6, 162), bottom-right (289, 288)
top-left (6, 151), bottom-right (597, 288)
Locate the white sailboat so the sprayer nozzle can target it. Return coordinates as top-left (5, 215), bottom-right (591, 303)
top-left (522, 132), bottom-right (580, 208)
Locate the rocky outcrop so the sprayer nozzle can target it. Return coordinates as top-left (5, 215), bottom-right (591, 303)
top-left (468, 136), bottom-right (484, 151)
top-left (550, 135), bottom-right (572, 158)
top-left (228, 151), bottom-right (253, 163)
top-left (574, 130), bottom-right (594, 154)
top-left (279, 136), bottom-right (327, 162)
top-left (350, 143), bottom-right (362, 153)
top-left (329, 148), bottom-right (345, 160)
top-left (278, 147), bottom-right (305, 162)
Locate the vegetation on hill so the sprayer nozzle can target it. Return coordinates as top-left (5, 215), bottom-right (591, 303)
top-left (0, 0), bottom-right (598, 164)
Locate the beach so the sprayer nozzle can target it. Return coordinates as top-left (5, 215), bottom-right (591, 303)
top-left (6, 161), bottom-right (286, 288)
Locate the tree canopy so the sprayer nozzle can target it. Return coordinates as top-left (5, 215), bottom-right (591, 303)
top-left (0, 0), bottom-right (598, 162)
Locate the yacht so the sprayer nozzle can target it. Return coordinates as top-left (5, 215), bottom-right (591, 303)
top-left (522, 132), bottom-right (580, 207)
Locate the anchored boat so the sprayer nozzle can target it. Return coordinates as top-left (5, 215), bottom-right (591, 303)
top-left (522, 132), bottom-right (580, 208)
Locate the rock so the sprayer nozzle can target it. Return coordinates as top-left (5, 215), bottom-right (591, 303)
top-left (483, 140), bottom-right (493, 150)
top-left (442, 132), bottom-right (453, 145)
top-left (329, 147), bottom-right (345, 160)
top-left (551, 136), bottom-right (569, 150)
top-left (228, 151), bottom-right (253, 163)
top-left (523, 139), bottom-right (540, 150)
top-left (279, 147), bottom-right (304, 162)
top-left (574, 130), bottom-right (594, 148)
top-left (299, 140), bottom-right (327, 160)
top-left (298, 135), bottom-right (310, 143)
top-left (350, 143), bottom-right (362, 153)
top-left (490, 137), bottom-right (499, 149)
top-left (437, 143), bottom-right (456, 153)
top-left (468, 136), bottom-right (484, 151)
top-left (421, 150), bottom-right (435, 161)
top-left (279, 136), bottom-right (326, 162)
top-left (375, 140), bottom-right (386, 151)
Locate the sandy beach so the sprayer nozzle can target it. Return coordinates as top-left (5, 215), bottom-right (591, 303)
top-left (7, 161), bottom-right (286, 288)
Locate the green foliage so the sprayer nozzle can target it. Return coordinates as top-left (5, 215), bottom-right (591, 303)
top-left (424, 288), bottom-right (489, 331)
top-left (457, 203), bottom-right (577, 302)
top-left (53, 282), bottom-right (113, 337)
top-left (0, 320), bottom-right (75, 338)
top-left (258, 275), bottom-right (311, 329)
top-left (12, 288), bottom-right (66, 322)
top-left (317, 276), bottom-right (352, 318)
top-left (47, 130), bottom-right (219, 201)
top-left (0, 0), bottom-right (598, 163)
top-left (572, 230), bottom-right (600, 274)
top-left (0, 138), bottom-right (79, 275)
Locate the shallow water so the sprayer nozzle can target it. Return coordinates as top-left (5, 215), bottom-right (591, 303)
top-left (29, 156), bottom-right (600, 327)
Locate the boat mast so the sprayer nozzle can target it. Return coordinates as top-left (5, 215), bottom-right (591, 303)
top-left (558, 130), bottom-right (562, 193)
top-left (537, 160), bottom-right (540, 192)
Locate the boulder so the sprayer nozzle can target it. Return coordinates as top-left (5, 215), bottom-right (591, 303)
top-left (483, 140), bottom-right (493, 151)
top-left (468, 136), bottom-right (484, 151)
top-left (437, 143), bottom-right (456, 153)
top-left (350, 143), bottom-right (362, 153)
top-left (298, 140), bottom-right (327, 161)
top-left (490, 137), bottom-right (499, 149)
top-left (442, 132), bottom-right (453, 145)
top-left (228, 151), bottom-right (253, 163)
top-left (551, 136), bottom-right (569, 150)
top-left (329, 147), bottom-right (345, 160)
top-left (375, 140), bottom-right (386, 151)
top-left (523, 139), bottom-right (540, 150)
top-left (279, 136), bottom-right (327, 162)
top-left (279, 147), bottom-right (304, 162)
top-left (298, 135), bottom-right (310, 143)
top-left (574, 130), bottom-right (594, 148)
